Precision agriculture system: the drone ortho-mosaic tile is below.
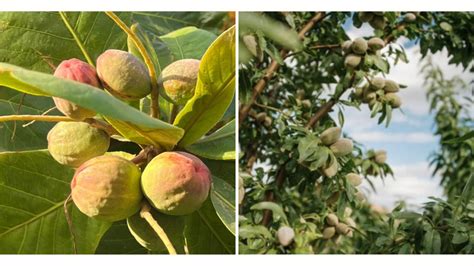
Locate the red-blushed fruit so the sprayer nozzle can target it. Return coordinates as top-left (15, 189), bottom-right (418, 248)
top-left (47, 121), bottom-right (110, 167)
top-left (158, 59), bottom-right (200, 105)
top-left (141, 152), bottom-right (212, 215)
top-left (96, 49), bottom-right (151, 100)
top-left (127, 209), bottom-right (185, 253)
top-left (71, 155), bottom-right (142, 222)
top-left (53, 58), bottom-right (100, 120)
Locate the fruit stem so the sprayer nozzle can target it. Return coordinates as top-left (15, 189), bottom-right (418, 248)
top-left (140, 203), bottom-right (177, 255)
top-left (105, 12), bottom-right (160, 119)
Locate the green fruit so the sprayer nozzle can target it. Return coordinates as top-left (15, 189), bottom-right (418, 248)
top-left (47, 122), bottom-right (110, 167)
top-left (358, 12), bottom-right (374, 23)
top-left (354, 87), bottom-right (364, 98)
top-left (355, 190), bottom-right (366, 202)
top-left (97, 49), bottom-right (151, 100)
top-left (384, 79), bottom-right (400, 92)
top-left (53, 58), bottom-right (101, 120)
top-left (374, 150), bottom-right (387, 164)
top-left (127, 209), bottom-right (185, 253)
top-left (363, 91), bottom-right (377, 103)
top-left (277, 226), bottom-right (295, 247)
top-left (326, 213), bottom-right (339, 226)
top-left (239, 176), bottom-right (245, 204)
top-left (351, 37), bottom-right (368, 55)
top-left (320, 127), bottom-right (342, 146)
top-left (256, 112), bottom-right (267, 122)
top-left (369, 15), bottom-right (386, 30)
top-left (71, 155), bottom-right (142, 222)
top-left (330, 138), bottom-right (353, 157)
top-left (344, 207), bottom-right (353, 217)
top-left (346, 173), bottom-right (362, 186)
top-left (371, 77), bottom-right (386, 90)
top-left (158, 59), bottom-right (200, 105)
top-left (322, 227), bottom-right (336, 239)
top-left (242, 35), bottom-right (260, 58)
top-left (322, 157), bottom-right (339, 178)
top-left (368, 37), bottom-right (385, 51)
top-left (335, 222), bottom-right (350, 235)
top-left (142, 152), bottom-right (212, 215)
top-left (404, 13), bottom-right (417, 22)
top-left (301, 99), bottom-right (311, 109)
top-left (341, 40), bottom-right (353, 54)
top-left (345, 217), bottom-right (356, 228)
top-left (344, 54), bottom-right (362, 68)
top-left (264, 116), bottom-right (273, 127)
top-left (386, 93), bottom-right (402, 108)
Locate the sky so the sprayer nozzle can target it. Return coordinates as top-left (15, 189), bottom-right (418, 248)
top-left (340, 20), bottom-right (473, 211)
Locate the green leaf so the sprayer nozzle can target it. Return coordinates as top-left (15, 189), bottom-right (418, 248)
top-left (184, 198), bottom-right (234, 254)
top-left (160, 26), bottom-right (217, 60)
top-left (0, 12), bottom-right (129, 72)
top-left (0, 150), bottom-right (111, 254)
top-left (174, 26), bottom-right (235, 147)
top-left (95, 220), bottom-right (147, 254)
top-left (443, 130), bottom-right (474, 144)
top-left (211, 176), bottom-right (236, 235)
top-left (239, 12), bottom-right (302, 52)
top-left (0, 88), bottom-right (58, 152)
top-left (185, 119), bottom-right (235, 160)
top-left (423, 228), bottom-right (441, 254)
top-left (0, 63), bottom-right (184, 150)
top-left (201, 158), bottom-right (235, 186)
top-left (250, 202), bottom-right (288, 225)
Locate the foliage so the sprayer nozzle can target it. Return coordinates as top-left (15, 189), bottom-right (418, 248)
top-left (238, 11), bottom-right (473, 254)
top-left (0, 12), bottom-right (235, 254)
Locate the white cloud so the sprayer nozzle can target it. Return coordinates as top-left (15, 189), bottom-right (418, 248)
top-left (351, 131), bottom-right (436, 143)
top-left (361, 162), bottom-right (444, 211)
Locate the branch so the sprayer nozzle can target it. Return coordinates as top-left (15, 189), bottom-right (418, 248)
top-left (140, 203), bottom-right (177, 255)
top-left (239, 12), bottom-right (327, 125)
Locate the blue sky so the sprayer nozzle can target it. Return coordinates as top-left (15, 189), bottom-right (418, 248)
top-left (337, 19), bottom-right (473, 211)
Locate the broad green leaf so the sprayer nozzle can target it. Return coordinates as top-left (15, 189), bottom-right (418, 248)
top-left (131, 12), bottom-right (228, 36)
top-left (184, 198), bottom-right (234, 254)
top-left (95, 220), bottom-right (147, 254)
top-left (0, 150), bottom-right (111, 254)
top-left (185, 119), bottom-right (235, 160)
top-left (201, 158), bottom-right (235, 186)
top-left (0, 12), bottom-right (129, 72)
top-left (250, 202), bottom-right (288, 225)
top-left (0, 88), bottom-right (60, 152)
top-left (160, 26), bottom-right (216, 60)
top-left (0, 64), bottom-right (184, 150)
top-left (211, 176), bottom-right (236, 235)
top-left (423, 228), bottom-right (441, 254)
top-left (174, 26), bottom-right (235, 147)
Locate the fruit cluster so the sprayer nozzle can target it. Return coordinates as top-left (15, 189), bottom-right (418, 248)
top-left (46, 52), bottom-right (208, 252)
top-left (353, 77), bottom-right (403, 109)
top-left (322, 208), bottom-right (357, 241)
top-left (342, 36), bottom-right (385, 69)
top-left (319, 127), bottom-right (354, 178)
top-left (357, 12), bottom-right (387, 30)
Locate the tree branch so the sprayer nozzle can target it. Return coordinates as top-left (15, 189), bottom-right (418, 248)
top-left (239, 12), bottom-right (327, 125)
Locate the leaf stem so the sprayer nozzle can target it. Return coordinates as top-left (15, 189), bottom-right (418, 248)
top-left (59, 12), bottom-right (94, 66)
top-left (105, 12), bottom-right (160, 119)
top-left (140, 202), bottom-right (177, 255)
